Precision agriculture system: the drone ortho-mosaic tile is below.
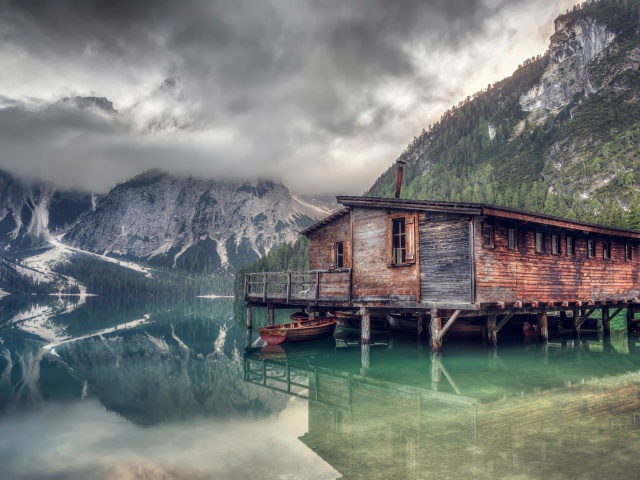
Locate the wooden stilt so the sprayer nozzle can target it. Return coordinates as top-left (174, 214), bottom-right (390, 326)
top-left (537, 312), bottom-right (548, 341)
top-left (602, 306), bottom-right (610, 337)
top-left (487, 314), bottom-right (497, 347)
top-left (361, 309), bottom-right (371, 345)
top-left (627, 306), bottom-right (635, 331)
top-left (559, 311), bottom-right (567, 331)
top-left (430, 351), bottom-right (442, 390)
top-left (417, 313), bottom-right (426, 340)
top-left (361, 342), bottom-right (370, 372)
top-left (573, 309), bottom-right (580, 337)
top-left (267, 305), bottom-right (275, 325)
top-left (246, 303), bottom-right (253, 329)
top-left (430, 309), bottom-right (442, 352)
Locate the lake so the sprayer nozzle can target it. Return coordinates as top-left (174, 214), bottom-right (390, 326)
top-left (1, 296), bottom-right (640, 479)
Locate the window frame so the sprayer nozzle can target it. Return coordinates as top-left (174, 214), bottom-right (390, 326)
top-left (625, 243), bottom-right (633, 262)
top-left (566, 235), bottom-right (575, 256)
top-left (603, 238), bottom-right (611, 260)
top-left (587, 238), bottom-right (595, 258)
top-left (482, 223), bottom-right (494, 249)
top-left (335, 241), bottom-right (344, 268)
top-left (387, 212), bottom-right (416, 267)
top-left (551, 234), bottom-right (560, 256)
top-left (508, 227), bottom-right (518, 251)
top-left (535, 231), bottom-right (546, 254)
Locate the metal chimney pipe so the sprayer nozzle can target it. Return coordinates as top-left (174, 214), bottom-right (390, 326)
top-left (394, 159), bottom-right (406, 199)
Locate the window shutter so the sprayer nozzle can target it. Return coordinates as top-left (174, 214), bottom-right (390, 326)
top-left (405, 214), bottom-right (416, 262)
top-left (343, 241), bottom-right (352, 268)
top-left (326, 246), bottom-right (335, 268)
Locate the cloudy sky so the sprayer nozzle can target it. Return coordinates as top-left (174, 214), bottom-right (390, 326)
top-left (0, 0), bottom-right (576, 195)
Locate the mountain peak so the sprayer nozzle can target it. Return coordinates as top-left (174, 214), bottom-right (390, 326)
top-left (54, 96), bottom-right (117, 113)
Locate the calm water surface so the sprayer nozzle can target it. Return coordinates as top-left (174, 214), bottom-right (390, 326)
top-left (1, 297), bottom-right (640, 479)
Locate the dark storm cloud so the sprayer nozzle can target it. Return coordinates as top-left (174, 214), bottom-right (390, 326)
top-left (0, 0), bottom-right (563, 193)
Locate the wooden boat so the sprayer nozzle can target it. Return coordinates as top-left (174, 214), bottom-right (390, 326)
top-left (290, 311), bottom-right (309, 321)
top-left (259, 317), bottom-right (337, 345)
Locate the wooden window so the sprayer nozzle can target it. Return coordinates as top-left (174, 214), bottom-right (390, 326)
top-left (551, 234), bottom-right (560, 255)
top-left (392, 218), bottom-right (406, 263)
top-left (326, 245), bottom-right (335, 268)
top-left (335, 241), bottom-right (344, 268)
top-left (508, 228), bottom-right (517, 250)
top-left (482, 224), bottom-right (494, 248)
top-left (587, 239), bottom-right (595, 258)
top-left (603, 239), bottom-right (611, 260)
top-left (535, 232), bottom-right (545, 253)
top-left (566, 236), bottom-right (574, 256)
top-left (626, 244), bottom-right (633, 261)
top-left (388, 213), bottom-right (415, 266)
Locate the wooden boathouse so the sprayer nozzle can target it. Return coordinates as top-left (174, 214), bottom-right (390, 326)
top-left (244, 195), bottom-right (640, 350)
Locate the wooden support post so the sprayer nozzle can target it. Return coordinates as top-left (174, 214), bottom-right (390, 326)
top-left (537, 312), bottom-right (548, 342)
top-left (246, 304), bottom-right (253, 329)
top-left (487, 314), bottom-right (497, 347)
top-left (361, 309), bottom-right (371, 345)
top-left (417, 313), bottom-right (426, 340)
top-left (430, 351), bottom-right (442, 390)
top-left (573, 308), bottom-right (581, 336)
top-left (559, 310), bottom-right (567, 331)
top-left (627, 306), bottom-right (635, 331)
top-left (262, 273), bottom-right (267, 302)
top-left (267, 304), bottom-right (275, 326)
top-left (286, 273), bottom-right (291, 303)
top-left (602, 306), bottom-right (610, 337)
top-left (361, 342), bottom-right (370, 373)
top-left (430, 309), bottom-right (442, 352)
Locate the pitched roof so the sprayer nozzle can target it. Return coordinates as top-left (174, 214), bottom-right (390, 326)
top-left (300, 196), bottom-right (640, 239)
top-left (299, 207), bottom-right (350, 236)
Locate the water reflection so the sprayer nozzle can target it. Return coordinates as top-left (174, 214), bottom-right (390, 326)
top-left (2, 298), bottom-right (640, 478)
top-left (244, 333), bottom-right (640, 479)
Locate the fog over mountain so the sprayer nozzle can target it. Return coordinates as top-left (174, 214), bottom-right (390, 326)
top-left (0, 0), bottom-right (576, 195)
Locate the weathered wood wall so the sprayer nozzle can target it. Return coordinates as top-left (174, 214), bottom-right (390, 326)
top-left (351, 208), bottom-right (419, 299)
top-left (420, 213), bottom-right (473, 303)
top-left (308, 212), bottom-right (351, 270)
top-left (474, 217), bottom-right (640, 303)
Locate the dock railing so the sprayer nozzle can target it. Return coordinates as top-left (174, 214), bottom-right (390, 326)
top-left (245, 268), bottom-right (352, 305)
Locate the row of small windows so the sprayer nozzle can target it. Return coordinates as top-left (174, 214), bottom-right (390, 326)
top-left (482, 225), bottom-right (633, 261)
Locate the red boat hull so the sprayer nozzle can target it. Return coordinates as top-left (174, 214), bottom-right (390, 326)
top-left (259, 317), bottom-right (337, 345)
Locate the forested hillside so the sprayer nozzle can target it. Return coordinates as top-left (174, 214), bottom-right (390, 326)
top-left (369, 0), bottom-right (640, 229)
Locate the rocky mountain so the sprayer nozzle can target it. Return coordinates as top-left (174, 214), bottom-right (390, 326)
top-left (0, 167), bottom-right (331, 293)
top-left (62, 170), bottom-right (332, 274)
top-left (0, 170), bottom-right (93, 251)
top-left (369, 0), bottom-right (640, 228)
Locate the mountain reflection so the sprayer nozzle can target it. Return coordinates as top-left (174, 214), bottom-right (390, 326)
top-left (0, 298), bottom-right (288, 424)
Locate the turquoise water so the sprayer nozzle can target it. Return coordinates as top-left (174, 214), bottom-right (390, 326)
top-left (1, 297), bottom-right (640, 479)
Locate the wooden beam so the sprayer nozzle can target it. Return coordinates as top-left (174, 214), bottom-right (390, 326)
top-left (577, 306), bottom-right (598, 328)
top-left (610, 304), bottom-right (627, 322)
top-left (495, 310), bottom-right (516, 333)
top-left (435, 309), bottom-right (462, 342)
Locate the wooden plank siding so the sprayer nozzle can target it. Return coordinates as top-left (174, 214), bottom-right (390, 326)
top-left (420, 213), bottom-right (473, 303)
top-left (474, 217), bottom-right (640, 304)
top-left (351, 208), bottom-right (420, 299)
top-left (309, 212), bottom-right (352, 270)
